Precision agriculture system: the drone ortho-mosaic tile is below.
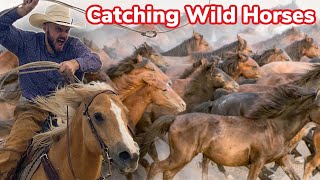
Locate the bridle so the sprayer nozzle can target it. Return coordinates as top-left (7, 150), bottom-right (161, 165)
top-left (66, 89), bottom-right (126, 180)
top-left (81, 90), bottom-right (117, 179)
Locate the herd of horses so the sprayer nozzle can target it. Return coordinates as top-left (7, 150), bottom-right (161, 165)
top-left (0, 26), bottom-right (320, 180)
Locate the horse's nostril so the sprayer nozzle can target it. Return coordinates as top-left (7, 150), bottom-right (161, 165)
top-left (119, 151), bottom-right (131, 161)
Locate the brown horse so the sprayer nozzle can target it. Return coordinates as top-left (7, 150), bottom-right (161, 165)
top-left (141, 85), bottom-right (320, 180)
top-left (252, 27), bottom-right (305, 51)
top-left (285, 35), bottom-right (320, 61)
top-left (13, 82), bottom-right (139, 179)
top-left (161, 31), bottom-right (212, 57)
top-left (252, 47), bottom-right (292, 66)
top-left (217, 52), bottom-right (262, 80)
top-left (211, 35), bottom-right (254, 57)
top-left (106, 54), bottom-right (185, 129)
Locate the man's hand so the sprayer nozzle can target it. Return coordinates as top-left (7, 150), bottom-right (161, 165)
top-left (17, 0), bottom-right (39, 17)
top-left (59, 59), bottom-right (80, 77)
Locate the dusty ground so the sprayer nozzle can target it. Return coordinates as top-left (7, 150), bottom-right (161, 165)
top-left (110, 140), bottom-right (320, 180)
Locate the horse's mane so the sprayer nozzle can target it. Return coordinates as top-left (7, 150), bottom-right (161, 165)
top-left (211, 39), bottom-right (247, 57)
top-left (106, 55), bottom-right (149, 79)
top-left (180, 53), bottom-right (220, 79)
top-left (253, 27), bottom-right (304, 49)
top-left (217, 52), bottom-right (249, 77)
top-left (31, 82), bottom-right (115, 149)
top-left (285, 37), bottom-right (314, 61)
top-left (249, 85), bottom-right (316, 119)
top-left (183, 63), bottom-right (217, 99)
top-left (161, 34), bottom-right (204, 56)
top-left (133, 43), bottom-right (158, 57)
top-left (252, 48), bottom-right (283, 66)
top-left (293, 64), bottom-right (320, 86)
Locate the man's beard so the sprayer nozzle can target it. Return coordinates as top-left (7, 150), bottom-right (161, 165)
top-left (46, 30), bottom-right (62, 54)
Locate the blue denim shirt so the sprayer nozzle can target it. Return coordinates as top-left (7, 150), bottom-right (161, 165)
top-left (0, 8), bottom-right (102, 100)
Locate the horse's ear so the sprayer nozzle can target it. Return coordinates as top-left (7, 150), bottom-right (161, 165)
top-left (200, 57), bottom-right (207, 65)
top-left (144, 42), bottom-right (148, 48)
top-left (292, 26), bottom-right (297, 32)
top-left (305, 35), bottom-right (312, 43)
top-left (137, 54), bottom-right (143, 63)
top-left (237, 35), bottom-right (245, 45)
top-left (193, 31), bottom-right (201, 40)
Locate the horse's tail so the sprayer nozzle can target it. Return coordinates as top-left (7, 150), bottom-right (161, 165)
top-left (0, 120), bottom-right (13, 138)
top-left (136, 115), bottom-right (175, 151)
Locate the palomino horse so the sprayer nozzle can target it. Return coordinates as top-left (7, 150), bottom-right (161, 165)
top-left (141, 85), bottom-right (320, 180)
top-left (284, 35), bottom-right (320, 61)
top-left (252, 26), bottom-right (305, 51)
top-left (161, 31), bottom-right (212, 57)
top-left (11, 82), bottom-right (139, 179)
top-left (252, 47), bottom-right (292, 66)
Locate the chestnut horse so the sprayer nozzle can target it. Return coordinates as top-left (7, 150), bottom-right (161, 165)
top-left (11, 82), bottom-right (139, 179)
top-left (141, 85), bottom-right (320, 180)
top-left (106, 54), bottom-right (185, 129)
top-left (252, 47), bottom-right (292, 66)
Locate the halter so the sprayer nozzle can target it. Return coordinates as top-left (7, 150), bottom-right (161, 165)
top-left (82, 90), bottom-right (118, 180)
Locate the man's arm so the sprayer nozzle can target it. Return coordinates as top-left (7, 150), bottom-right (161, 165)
top-left (0, 0), bottom-right (38, 54)
top-left (59, 38), bottom-right (102, 77)
top-left (72, 38), bottom-right (102, 73)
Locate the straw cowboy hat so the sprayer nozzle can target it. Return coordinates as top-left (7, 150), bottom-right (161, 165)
top-left (29, 4), bottom-right (85, 29)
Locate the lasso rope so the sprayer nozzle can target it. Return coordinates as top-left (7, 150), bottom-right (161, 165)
top-left (0, 0), bottom-right (191, 38)
top-left (0, 61), bottom-right (82, 103)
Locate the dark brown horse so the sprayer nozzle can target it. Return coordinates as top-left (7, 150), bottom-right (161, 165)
top-left (141, 85), bottom-right (320, 180)
top-left (252, 47), bottom-right (292, 66)
top-left (252, 27), bottom-right (305, 51)
top-left (284, 35), bottom-right (320, 61)
top-left (211, 35), bottom-right (254, 57)
top-left (161, 31), bottom-right (212, 56)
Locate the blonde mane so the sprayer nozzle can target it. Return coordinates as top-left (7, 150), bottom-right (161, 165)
top-left (31, 82), bottom-right (115, 150)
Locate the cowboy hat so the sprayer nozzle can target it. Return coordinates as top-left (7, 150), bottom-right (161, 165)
top-left (29, 4), bottom-right (85, 29)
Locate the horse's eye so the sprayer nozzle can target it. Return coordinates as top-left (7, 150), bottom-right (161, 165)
top-left (252, 65), bottom-right (258, 69)
top-left (215, 74), bottom-right (222, 78)
top-left (94, 112), bottom-right (104, 122)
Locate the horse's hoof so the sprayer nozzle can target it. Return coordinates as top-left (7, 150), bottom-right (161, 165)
top-left (225, 174), bottom-right (234, 180)
top-left (293, 156), bottom-right (304, 164)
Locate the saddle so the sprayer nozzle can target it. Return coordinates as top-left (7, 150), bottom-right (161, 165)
top-left (13, 114), bottom-right (58, 180)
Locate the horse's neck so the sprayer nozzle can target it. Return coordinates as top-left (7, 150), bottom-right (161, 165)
top-left (218, 63), bottom-right (241, 80)
top-left (285, 45), bottom-right (303, 61)
top-left (184, 81), bottom-right (215, 112)
top-left (112, 75), bottom-right (144, 101)
top-left (212, 44), bottom-right (236, 57)
top-left (271, 109), bottom-right (312, 143)
top-left (47, 112), bottom-right (102, 179)
top-left (122, 85), bottom-right (152, 127)
top-left (161, 42), bottom-right (190, 56)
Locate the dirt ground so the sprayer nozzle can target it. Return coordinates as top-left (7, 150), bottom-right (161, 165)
top-left (110, 140), bottom-right (320, 180)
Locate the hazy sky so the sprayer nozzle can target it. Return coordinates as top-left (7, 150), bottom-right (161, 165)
top-left (0, 0), bottom-right (319, 29)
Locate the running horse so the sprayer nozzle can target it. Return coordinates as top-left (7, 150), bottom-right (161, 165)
top-left (10, 82), bottom-right (140, 179)
top-left (141, 85), bottom-right (320, 180)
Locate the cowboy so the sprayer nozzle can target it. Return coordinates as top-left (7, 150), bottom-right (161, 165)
top-left (0, 0), bottom-right (102, 178)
